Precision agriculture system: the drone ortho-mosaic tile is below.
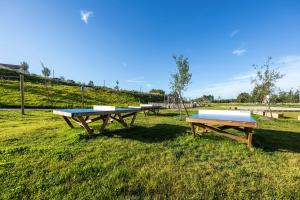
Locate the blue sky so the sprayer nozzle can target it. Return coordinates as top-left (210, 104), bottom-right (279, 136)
top-left (1, 0), bottom-right (300, 98)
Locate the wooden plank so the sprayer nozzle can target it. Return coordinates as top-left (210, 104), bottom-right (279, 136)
top-left (77, 116), bottom-right (93, 134)
top-left (62, 116), bottom-right (74, 128)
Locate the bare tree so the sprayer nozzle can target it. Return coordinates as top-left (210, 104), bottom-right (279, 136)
top-left (252, 57), bottom-right (284, 118)
top-left (170, 55), bottom-right (192, 117)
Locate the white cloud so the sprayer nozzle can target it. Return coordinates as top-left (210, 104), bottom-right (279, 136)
top-left (185, 55), bottom-right (300, 99)
top-left (232, 48), bottom-right (246, 56)
top-left (230, 29), bottom-right (240, 38)
top-left (80, 10), bottom-right (93, 24)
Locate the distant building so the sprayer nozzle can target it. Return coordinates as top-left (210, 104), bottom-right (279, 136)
top-left (0, 63), bottom-right (21, 72)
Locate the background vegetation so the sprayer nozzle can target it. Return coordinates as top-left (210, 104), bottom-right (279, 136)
top-left (0, 68), bottom-right (164, 108)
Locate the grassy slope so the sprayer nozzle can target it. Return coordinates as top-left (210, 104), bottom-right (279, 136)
top-left (0, 108), bottom-right (300, 199)
top-left (0, 80), bottom-right (163, 108)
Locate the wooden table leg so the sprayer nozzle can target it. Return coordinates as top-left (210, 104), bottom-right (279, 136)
top-left (246, 128), bottom-right (253, 148)
top-left (77, 116), bottom-right (93, 134)
top-left (143, 110), bottom-right (147, 116)
top-left (62, 116), bottom-right (74, 128)
top-left (130, 112), bottom-right (137, 126)
top-left (100, 115), bottom-right (110, 132)
top-left (117, 113), bottom-right (128, 127)
top-left (191, 123), bottom-right (196, 137)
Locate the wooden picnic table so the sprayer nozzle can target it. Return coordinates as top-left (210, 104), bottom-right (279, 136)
top-left (186, 110), bottom-right (257, 148)
top-left (53, 107), bottom-right (140, 134)
top-left (129, 104), bottom-right (161, 116)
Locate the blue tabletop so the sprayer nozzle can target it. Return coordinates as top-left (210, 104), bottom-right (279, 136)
top-left (55, 108), bottom-right (138, 114)
top-left (187, 113), bottom-right (256, 123)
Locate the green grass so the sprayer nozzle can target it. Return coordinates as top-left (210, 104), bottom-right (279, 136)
top-left (0, 80), bottom-right (163, 108)
top-left (1, 108), bottom-right (300, 199)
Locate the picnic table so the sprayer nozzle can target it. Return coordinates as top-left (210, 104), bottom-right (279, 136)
top-left (129, 104), bottom-right (161, 116)
top-left (53, 106), bottom-right (140, 134)
top-left (186, 110), bottom-right (257, 147)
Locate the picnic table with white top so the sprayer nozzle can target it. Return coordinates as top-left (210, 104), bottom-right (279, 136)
top-left (129, 104), bottom-right (161, 116)
top-left (186, 110), bottom-right (257, 147)
top-left (53, 106), bottom-right (140, 134)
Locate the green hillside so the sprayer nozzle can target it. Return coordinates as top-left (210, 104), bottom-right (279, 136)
top-left (0, 69), bottom-right (163, 108)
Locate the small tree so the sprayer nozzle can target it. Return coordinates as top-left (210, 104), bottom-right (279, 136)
top-left (115, 80), bottom-right (119, 90)
top-left (149, 89), bottom-right (165, 95)
top-left (20, 62), bottom-right (29, 73)
top-left (251, 57), bottom-right (284, 118)
top-left (169, 54), bottom-right (192, 117)
top-left (88, 80), bottom-right (94, 87)
top-left (41, 62), bottom-right (51, 104)
top-left (236, 92), bottom-right (251, 103)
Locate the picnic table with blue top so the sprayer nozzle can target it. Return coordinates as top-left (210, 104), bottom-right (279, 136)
top-left (186, 110), bottom-right (257, 147)
top-left (53, 106), bottom-right (140, 134)
top-left (129, 104), bottom-right (161, 116)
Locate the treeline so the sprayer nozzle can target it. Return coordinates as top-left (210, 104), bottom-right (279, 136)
top-left (193, 89), bottom-right (300, 104)
top-left (237, 89), bottom-right (300, 103)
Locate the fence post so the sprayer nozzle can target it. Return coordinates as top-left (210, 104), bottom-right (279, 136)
top-left (20, 74), bottom-right (25, 115)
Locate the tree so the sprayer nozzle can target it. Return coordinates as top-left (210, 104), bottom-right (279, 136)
top-left (59, 76), bottom-right (65, 81)
top-left (251, 57), bottom-right (284, 118)
top-left (41, 62), bottom-right (52, 104)
top-left (88, 80), bottom-right (94, 87)
top-left (41, 63), bottom-right (51, 78)
top-left (169, 54), bottom-right (192, 117)
top-left (149, 89), bottom-right (165, 95)
top-left (236, 92), bottom-right (251, 103)
top-left (115, 80), bottom-right (119, 90)
top-left (20, 62), bottom-right (29, 73)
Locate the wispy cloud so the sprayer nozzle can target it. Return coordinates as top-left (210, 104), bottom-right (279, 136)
top-left (122, 62), bottom-right (127, 67)
top-left (126, 76), bottom-right (147, 83)
top-left (185, 55), bottom-right (300, 99)
top-left (232, 48), bottom-right (246, 56)
top-left (126, 76), bottom-right (153, 89)
top-left (80, 10), bottom-right (93, 24)
top-left (230, 29), bottom-right (240, 38)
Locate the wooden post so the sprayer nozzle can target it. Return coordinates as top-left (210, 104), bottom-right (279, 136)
top-left (20, 74), bottom-right (25, 115)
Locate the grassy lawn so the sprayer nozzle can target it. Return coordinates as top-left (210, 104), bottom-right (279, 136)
top-left (1, 108), bottom-right (300, 199)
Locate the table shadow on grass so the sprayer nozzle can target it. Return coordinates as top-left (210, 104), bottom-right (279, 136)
top-left (253, 129), bottom-right (300, 153)
top-left (78, 124), bottom-right (189, 143)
